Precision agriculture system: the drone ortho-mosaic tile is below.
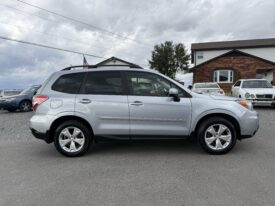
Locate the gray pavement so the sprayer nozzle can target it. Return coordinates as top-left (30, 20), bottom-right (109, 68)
top-left (0, 109), bottom-right (275, 206)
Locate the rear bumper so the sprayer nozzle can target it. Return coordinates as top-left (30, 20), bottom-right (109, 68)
top-left (30, 128), bottom-right (52, 143)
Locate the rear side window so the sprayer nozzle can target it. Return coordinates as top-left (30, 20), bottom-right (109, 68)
top-left (52, 73), bottom-right (85, 94)
top-left (82, 71), bottom-right (124, 95)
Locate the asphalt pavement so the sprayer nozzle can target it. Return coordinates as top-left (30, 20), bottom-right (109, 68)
top-left (0, 108), bottom-right (275, 206)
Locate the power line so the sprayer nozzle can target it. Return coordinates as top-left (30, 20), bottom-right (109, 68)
top-left (0, 3), bottom-right (55, 23)
top-left (0, 35), bottom-right (105, 59)
top-left (16, 0), bottom-right (152, 47)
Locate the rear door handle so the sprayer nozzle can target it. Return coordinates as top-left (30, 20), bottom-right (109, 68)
top-left (79, 99), bottom-right (92, 104)
top-left (130, 101), bottom-right (143, 106)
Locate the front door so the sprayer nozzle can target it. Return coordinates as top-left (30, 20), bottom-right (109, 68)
top-left (126, 71), bottom-right (192, 138)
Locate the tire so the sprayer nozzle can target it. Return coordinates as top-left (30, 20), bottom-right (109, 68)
top-left (19, 100), bottom-right (32, 112)
top-left (197, 117), bottom-right (237, 154)
top-left (54, 120), bottom-right (92, 157)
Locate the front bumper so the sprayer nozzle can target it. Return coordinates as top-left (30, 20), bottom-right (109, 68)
top-left (246, 98), bottom-right (275, 106)
top-left (0, 101), bottom-right (17, 110)
top-left (240, 110), bottom-right (259, 139)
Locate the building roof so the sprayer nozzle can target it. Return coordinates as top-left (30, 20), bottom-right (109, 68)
top-left (95, 56), bottom-right (143, 69)
top-left (194, 49), bottom-right (275, 68)
top-left (191, 38), bottom-right (275, 51)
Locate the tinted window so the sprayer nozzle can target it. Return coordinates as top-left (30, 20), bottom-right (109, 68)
top-left (52, 73), bottom-right (84, 94)
top-left (83, 71), bottom-right (123, 95)
top-left (128, 72), bottom-right (187, 97)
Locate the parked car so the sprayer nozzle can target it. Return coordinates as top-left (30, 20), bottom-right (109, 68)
top-left (192, 82), bottom-right (225, 95)
top-left (0, 89), bottom-right (22, 98)
top-left (30, 67), bottom-right (259, 157)
top-left (0, 85), bottom-right (41, 112)
top-left (232, 79), bottom-right (275, 107)
top-left (0, 89), bottom-right (22, 110)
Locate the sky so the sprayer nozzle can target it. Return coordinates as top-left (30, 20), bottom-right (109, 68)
top-left (0, 0), bottom-right (275, 89)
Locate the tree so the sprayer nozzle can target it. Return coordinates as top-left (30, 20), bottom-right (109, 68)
top-left (149, 41), bottom-right (190, 78)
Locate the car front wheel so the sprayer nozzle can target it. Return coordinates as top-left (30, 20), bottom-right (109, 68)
top-left (19, 100), bottom-right (32, 112)
top-left (54, 120), bottom-right (92, 157)
top-left (197, 117), bottom-right (237, 154)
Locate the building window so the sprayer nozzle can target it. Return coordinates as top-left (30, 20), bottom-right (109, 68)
top-left (213, 70), bottom-right (233, 83)
top-left (197, 52), bottom-right (203, 59)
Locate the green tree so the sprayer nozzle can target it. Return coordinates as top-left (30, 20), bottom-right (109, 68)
top-left (149, 41), bottom-right (190, 78)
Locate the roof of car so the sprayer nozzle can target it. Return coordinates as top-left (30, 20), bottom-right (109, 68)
top-left (56, 66), bottom-right (156, 75)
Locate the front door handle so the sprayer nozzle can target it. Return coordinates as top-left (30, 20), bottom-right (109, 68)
top-left (79, 99), bottom-right (92, 104)
top-left (130, 101), bottom-right (143, 106)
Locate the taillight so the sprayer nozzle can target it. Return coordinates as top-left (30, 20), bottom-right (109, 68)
top-left (33, 95), bottom-right (48, 112)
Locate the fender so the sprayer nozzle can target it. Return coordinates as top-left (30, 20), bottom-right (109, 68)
top-left (190, 108), bottom-right (241, 134)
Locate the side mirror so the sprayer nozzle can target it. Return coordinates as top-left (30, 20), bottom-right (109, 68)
top-left (188, 85), bottom-right (193, 90)
top-left (33, 91), bottom-right (37, 95)
top-left (169, 88), bottom-right (180, 102)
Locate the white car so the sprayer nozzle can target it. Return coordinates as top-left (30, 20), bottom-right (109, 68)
top-left (232, 79), bottom-right (275, 107)
top-left (192, 82), bottom-right (225, 95)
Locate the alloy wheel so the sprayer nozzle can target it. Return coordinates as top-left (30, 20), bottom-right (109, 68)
top-left (58, 127), bottom-right (85, 153)
top-left (204, 124), bottom-right (232, 151)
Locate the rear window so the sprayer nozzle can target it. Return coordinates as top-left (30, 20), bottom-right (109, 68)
top-left (195, 83), bottom-right (219, 89)
top-left (52, 73), bottom-right (85, 94)
top-left (82, 71), bottom-right (124, 95)
top-left (4, 91), bottom-right (21, 96)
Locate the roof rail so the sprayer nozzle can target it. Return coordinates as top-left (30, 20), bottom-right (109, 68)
top-left (61, 64), bottom-right (143, 71)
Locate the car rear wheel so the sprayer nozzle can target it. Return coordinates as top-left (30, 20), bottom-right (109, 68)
top-left (197, 117), bottom-right (237, 154)
top-left (19, 100), bottom-right (32, 112)
top-left (54, 120), bottom-right (92, 157)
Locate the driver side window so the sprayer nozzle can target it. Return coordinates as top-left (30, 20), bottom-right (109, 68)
top-left (128, 72), bottom-right (186, 97)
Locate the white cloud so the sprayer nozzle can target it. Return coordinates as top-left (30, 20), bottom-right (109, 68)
top-left (0, 0), bottom-right (275, 88)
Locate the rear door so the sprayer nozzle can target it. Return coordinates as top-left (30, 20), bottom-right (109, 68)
top-left (75, 71), bottom-right (129, 139)
top-left (126, 71), bottom-right (192, 138)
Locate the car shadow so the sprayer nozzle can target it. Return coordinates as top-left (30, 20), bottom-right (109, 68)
top-left (87, 139), bottom-right (204, 156)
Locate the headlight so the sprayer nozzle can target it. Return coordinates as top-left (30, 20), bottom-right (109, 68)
top-left (245, 92), bottom-right (250, 99)
top-left (236, 100), bottom-right (253, 110)
top-left (250, 94), bottom-right (255, 99)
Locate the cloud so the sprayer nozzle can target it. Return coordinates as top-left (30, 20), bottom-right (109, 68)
top-left (0, 0), bottom-right (275, 88)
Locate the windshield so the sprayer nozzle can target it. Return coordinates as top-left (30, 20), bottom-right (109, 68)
top-left (242, 80), bottom-right (273, 88)
top-left (195, 83), bottom-right (219, 89)
top-left (21, 86), bottom-right (39, 94)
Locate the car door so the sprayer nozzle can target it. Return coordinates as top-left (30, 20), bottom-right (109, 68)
top-left (126, 71), bottom-right (192, 138)
top-left (75, 71), bottom-right (129, 139)
top-left (232, 80), bottom-right (241, 97)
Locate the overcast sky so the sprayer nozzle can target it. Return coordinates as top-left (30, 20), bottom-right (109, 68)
top-left (0, 0), bottom-right (275, 89)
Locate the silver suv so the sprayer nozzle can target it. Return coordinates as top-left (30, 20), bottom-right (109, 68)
top-left (30, 66), bottom-right (259, 157)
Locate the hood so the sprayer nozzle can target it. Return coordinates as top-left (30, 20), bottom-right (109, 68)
top-left (243, 88), bottom-right (275, 94)
top-left (210, 95), bottom-right (237, 101)
top-left (191, 92), bottom-right (237, 101)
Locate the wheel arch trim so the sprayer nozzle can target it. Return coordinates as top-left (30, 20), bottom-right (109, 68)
top-left (192, 110), bottom-right (241, 139)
